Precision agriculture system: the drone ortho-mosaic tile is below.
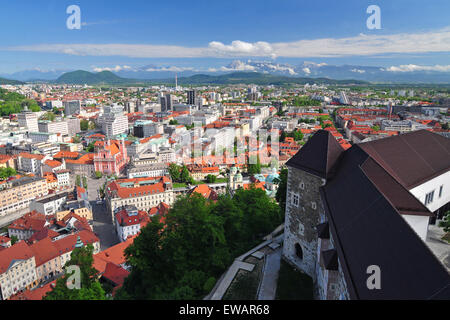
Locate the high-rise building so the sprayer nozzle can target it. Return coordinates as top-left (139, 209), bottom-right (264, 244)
top-left (64, 100), bottom-right (81, 116)
top-left (160, 95), bottom-right (168, 112)
top-left (125, 101), bottom-right (136, 114)
top-left (66, 117), bottom-right (81, 135)
top-left (165, 93), bottom-right (173, 111)
top-left (339, 91), bottom-right (349, 105)
top-left (160, 93), bottom-right (173, 112)
top-left (187, 89), bottom-right (197, 105)
top-left (100, 105), bottom-right (129, 138)
top-left (18, 111), bottom-right (39, 132)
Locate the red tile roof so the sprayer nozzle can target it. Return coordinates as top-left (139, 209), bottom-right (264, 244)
top-left (0, 241), bottom-right (34, 274)
top-left (101, 262), bottom-right (129, 286)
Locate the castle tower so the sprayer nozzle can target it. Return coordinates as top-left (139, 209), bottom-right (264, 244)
top-left (282, 130), bottom-right (343, 280)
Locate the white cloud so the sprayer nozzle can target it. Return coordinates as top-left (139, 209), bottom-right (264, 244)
top-left (144, 66), bottom-right (195, 72)
top-left (351, 68), bottom-right (366, 73)
top-left (385, 64), bottom-right (450, 72)
top-left (304, 61), bottom-right (327, 67)
top-left (271, 28), bottom-right (450, 57)
top-left (302, 67), bottom-right (311, 74)
top-left (93, 65), bottom-right (133, 72)
top-left (218, 60), bottom-right (256, 72)
top-left (208, 41), bottom-right (275, 57)
top-left (5, 27), bottom-right (450, 58)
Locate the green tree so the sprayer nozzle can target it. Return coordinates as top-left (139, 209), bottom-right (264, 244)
top-left (205, 174), bottom-right (217, 184)
top-left (80, 120), bottom-right (89, 131)
top-left (116, 189), bottom-right (282, 300)
top-left (10, 235), bottom-right (18, 245)
top-left (439, 210), bottom-right (450, 233)
top-left (169, 119), bottom-right (178, 125)
top-left (44, 244), bottom-right (107, 300)
top-left (180, 165), bottom-right (191, 183)
top-left (371, 125), bottom-right (381, 131)
top-left (247, 156), bottom-right (261, 175)
top-left (95, 171), bottom-right (102, 179)
top-left (86, 142), bottom-right (95, 152)
top-left (275, 168), bottom-right (288, 216)
top-left (75, 175), bottom-right (81, 187)
top-left (169, 163), bottom-right (181, 182)
top-left (0, 167), bottom-right (16, 180)
top-left (82, 176), bottom-right (88, 189)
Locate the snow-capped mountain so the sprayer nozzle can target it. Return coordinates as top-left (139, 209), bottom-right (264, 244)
top-left (2, 60), bottom-right (450, 83)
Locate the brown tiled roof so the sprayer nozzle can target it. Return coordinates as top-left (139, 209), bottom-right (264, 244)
top-left (286, 130), bottom-right (344, 179)
top-left (359, 129), bottom-right (450, 189)
top-left (320, 142), bottom-right (450, 299)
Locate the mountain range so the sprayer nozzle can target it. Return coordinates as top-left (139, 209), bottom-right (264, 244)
top-left (52, 70), bottom-right (368, 86)
top-left (1, 60), bottom-right (450, 84)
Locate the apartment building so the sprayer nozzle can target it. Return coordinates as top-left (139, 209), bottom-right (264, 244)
top-left (100, 105), bottom-right (129, 138)
top-left (30, 192), bottom-right (68, 216)
top-left (0, 241), bottom-right (38, 300)
top-left (114, 206), bottom-right (149, 242)
top-left (0, 176), bottom-right (48, 216)
top-left (28, 132), bottom-right (58, 144)
top-left (38, 120), bottom-right (69, 136)
top-left (55, 207), bottom-right (93, 221)
top-left (18, 152), bottom-right (47, 176)
top-left (18, 111), bottom-right (38, 132)
top-left (105, 176), bottom-right (174, 223)
top-left (8, 211), bottom-right (47, 241)
top-left (127, 163), bottom-right (169, 179)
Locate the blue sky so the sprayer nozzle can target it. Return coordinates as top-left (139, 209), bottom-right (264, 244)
top-left (0, 0), bottom-right (449, 74)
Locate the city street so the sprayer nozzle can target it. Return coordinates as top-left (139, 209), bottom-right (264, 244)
top-left (86, 177), bottom-right (119, 251)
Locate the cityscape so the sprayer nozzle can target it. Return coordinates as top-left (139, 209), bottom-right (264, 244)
top-left (0, 0), bottom-right (448, 308)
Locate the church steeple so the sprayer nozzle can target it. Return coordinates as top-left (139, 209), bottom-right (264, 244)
top-left (74, 236), bottom-right (84, 248)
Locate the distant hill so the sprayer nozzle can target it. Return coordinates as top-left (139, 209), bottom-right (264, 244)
top-left (0, 77), bottom-right (24, 85)
top-left (175, 72), bottom-right (368, 85)
top-left (55, 70), bottom-right (367, 86)
top-left (55, 70), bottom-right (134, 85)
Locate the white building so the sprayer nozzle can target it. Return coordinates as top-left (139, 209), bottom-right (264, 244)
top-left (38, 120), bottom-right (69, 136)
top-left (30, 192), bottom-right (68, 216)
top-left (28, 132), bottom-right (58, 144)
top-left (18, 111), bottom-right (39, 132)
top-left (100, 105), bottom-right (129, 138)
top-left (114, 206), bottom-right (148, 242)
top-left (0, 242), bottom-right (38, 300)
top-left (54, 169), bottom-right (71, 188)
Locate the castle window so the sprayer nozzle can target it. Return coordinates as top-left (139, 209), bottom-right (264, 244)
top-left (295, 243), bottom-right (303, 259)
top-left (311, 202), bottom-right (317, 210)
top-left (292, 193), bottom-right (300, 207)
top-left (300, 182), bottom-right (305, 190)
top-left (298, 223), bottom-right (305, 236)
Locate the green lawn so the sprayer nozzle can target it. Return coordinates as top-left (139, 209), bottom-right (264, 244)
top-left (223, 257), bottom-right (263, 300)
top-left (275, 260), bottom-right (313, 300)
top-left (173, 183), bottom-right (187, 188)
